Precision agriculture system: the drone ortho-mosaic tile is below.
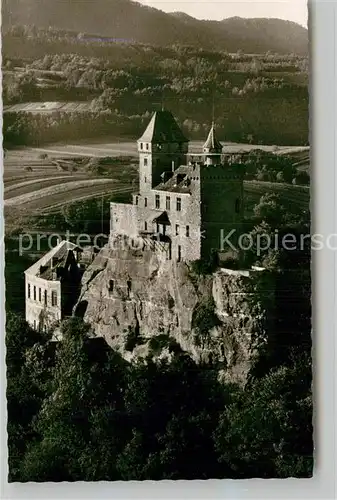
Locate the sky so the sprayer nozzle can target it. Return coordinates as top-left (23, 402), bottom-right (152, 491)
top-left (138, 0), bottom-right (308, 27)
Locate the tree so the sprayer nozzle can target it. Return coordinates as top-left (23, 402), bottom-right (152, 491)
top-left (214, 355), bottom-right (313, 478)
top-left (117, 356), bottom-right (227, 480)
top-left (21, 318), bottom-right (127, 481)
top-left (6, 313), bottom-right (51, 481)
top-left (253, 193), bottom-right (286, 227)
top-left (293, 171), bottom-right (310, 186)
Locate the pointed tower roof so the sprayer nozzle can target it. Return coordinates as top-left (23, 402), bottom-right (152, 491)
top-left (138, 110), bottom-right (188, 143)
top-left (203, 124), bottom-right (223, 153)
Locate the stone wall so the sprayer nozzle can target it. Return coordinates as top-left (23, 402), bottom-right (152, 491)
top-left (25, 274), bottom-right (61, 330)
top-left (110, 202), bottom-right (138, 238)
top-left (200, 164), bottom-right (244, 257)
top-left (74, 243), bottom-right (275, 385)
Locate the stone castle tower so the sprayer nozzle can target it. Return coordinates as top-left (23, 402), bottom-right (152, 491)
top-left (110, 110), bottom-right (244, 262)
top-left (137, 110), bottom-right (189, 193)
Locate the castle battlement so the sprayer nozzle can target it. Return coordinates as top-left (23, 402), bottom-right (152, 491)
top-left (110, 110), bottom-right (245, 263)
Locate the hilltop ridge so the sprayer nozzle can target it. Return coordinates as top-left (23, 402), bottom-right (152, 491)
top-left (2, 0), bottom-right (308, 54)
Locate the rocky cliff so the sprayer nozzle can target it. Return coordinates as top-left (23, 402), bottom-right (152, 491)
top-left (74, 236), bottom-right (275, 384)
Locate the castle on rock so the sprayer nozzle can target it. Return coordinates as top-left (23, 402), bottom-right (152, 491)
top-left (24, 110), bottom-right (245, 331)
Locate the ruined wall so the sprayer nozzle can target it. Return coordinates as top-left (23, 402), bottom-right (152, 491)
top-left (74, 242), bottom-right (275, 384)
top-left (25, 274), bottom-right (61, 330)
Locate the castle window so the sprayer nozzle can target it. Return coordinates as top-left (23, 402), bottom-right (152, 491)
top-left (38, 288), bottom-right (42, 302)
top-left (144, 221), bottom-right (148, 231)
top-left (166, 196), bottom-right (170, 210)
top-left (144, 158), bottom-right (148, 166)
top-left (144, 176), bottom-right (147, 184)
top-left (51, 291), bottom-right (57, 307)
top-left (127, 280), bottom-right (132, 293)
top-left (140, 143), bottom-right (143, 150)
top-left (155, 194), bottom-right (160, 209)
top-left (135, 196), bottom-right (138, 205)
top-left (175, 224), bottom-right (179, 236)
top-left (33, 286), bottom-right (36, 301)
top-left (44, 290), bottom-right (47, 305)
top-left (186, 225), bottom-right (190, 237)
top-left (177, 245), bottom-right (182, 262)
top-left (235, 198), bottom-right (241, 214)
top-left (144, 197), bottom-right (148, 207)
top-left (109, 280), bottom-right (114, 292)
top-left (27, 283), bottom-right (31, 299)
top-left (146, 143), bottom-right (149, 150)
top-left (176, 197), bottom-right (181, 211)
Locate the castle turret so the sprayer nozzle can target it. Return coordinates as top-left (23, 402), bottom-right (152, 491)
top-left (203, 124), bottom-right (223, 165)
top-left (137, 110), bottom-right (189, 194)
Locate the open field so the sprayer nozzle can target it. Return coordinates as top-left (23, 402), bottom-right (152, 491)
top-left (244, 180), bottom-right (310, 215)
top-left (3, 142), bottom-right (310, 233)
top-left (4, 140), bottom-right (310, 161)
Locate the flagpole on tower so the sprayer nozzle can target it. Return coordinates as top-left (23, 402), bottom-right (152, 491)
top-left (212, 92), bottom-right (215, 127)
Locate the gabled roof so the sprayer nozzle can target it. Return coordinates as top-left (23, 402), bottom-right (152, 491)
top-left (203, 124), bottom-right (223, 152)
top-left (138, 110), bottom-right (188, 144)
top-left (152, 211), bottom-right (171, 225)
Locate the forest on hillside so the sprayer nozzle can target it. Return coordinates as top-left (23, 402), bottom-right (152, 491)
top-left (2, 1), bottom-right (308, 55)
top-left (3, 27), bottom-right (309, 146)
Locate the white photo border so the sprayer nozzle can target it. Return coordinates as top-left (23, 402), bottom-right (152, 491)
top-left (1, 0), bottom-right (336, 498)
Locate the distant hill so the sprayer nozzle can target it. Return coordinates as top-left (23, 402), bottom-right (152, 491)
top-left (2, 0), bottom-right (308, 55)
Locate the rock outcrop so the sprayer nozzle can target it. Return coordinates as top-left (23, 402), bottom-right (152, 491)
top-left (74, 237), bottom-right (275, 384)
